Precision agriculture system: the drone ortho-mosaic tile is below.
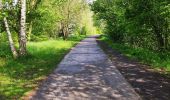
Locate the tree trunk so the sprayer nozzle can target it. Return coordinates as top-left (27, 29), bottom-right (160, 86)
top-left (164, 19), bottom-right (169, 50)
top-left (0, 0), bottom-right (2, 37)
top-left (4, 17), bottom-right (18, 59)
top-left (60, 22), bottom-right (67, 40)
top-left (0, 0), bottom-right (18, 58)
top-left (164, 33), bottom-right (168, 50)
top-left (0, 0), bottom-right (2, 9)
top-left (153, 25), bottom-right (165, 51)
top-left (63, 25), bottom-right (67, 40)
top-left (19, 0), bottom-right (27, 56)
top-left (28, 21), bottom-right (33, 41)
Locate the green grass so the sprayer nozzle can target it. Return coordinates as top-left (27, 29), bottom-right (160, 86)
top-left (100, 35), bottom-right (170, 72)
top-left (0, 36), bottom-right (84, 99)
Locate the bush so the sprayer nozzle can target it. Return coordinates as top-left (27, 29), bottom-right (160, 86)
top-left (30, 34), bottom-right (49, 42)
top-left (101, 36), bottom-right (170, 71)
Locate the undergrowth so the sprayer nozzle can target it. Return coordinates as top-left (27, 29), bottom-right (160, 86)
top-left (100, 36), bottom-right (170, 72)
top-left (0, 36), bottom-right (85, 99)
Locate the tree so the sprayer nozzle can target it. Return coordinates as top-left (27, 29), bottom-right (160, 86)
top-left (3, 17), bottom-right (18, 58)
top-left (19, 0), bottom-right (27, 56)
top-left (58, 0), bottom-right (87, 39)
top-left (0, 0), bottom-right (18, 59)
top-left (27, 0), bottom-right (42, 40)
top-left (92, 0), bottom-right (170, 51)
top-left (31, 0), bottom-right (90, 40)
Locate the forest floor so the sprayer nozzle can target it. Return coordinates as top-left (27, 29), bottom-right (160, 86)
top-left (97, 38), bottom-right (170, 100)
top-left (29, 36), bottom-right (140, 100)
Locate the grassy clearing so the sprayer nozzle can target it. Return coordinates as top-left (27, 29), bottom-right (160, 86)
top-left (100, 36), bottom-right (170, 72)
top-left (0, 36), bottom-right (84, 99)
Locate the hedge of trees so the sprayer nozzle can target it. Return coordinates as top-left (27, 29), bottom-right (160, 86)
top-left (91, 0), bottom-right (170, 52)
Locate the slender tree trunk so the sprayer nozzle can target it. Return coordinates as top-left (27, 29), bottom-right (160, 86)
top-left (65, 1), bottom-right (70, 39)
top-left (0, 0), bottom-right (2, 9)
top-left (60, 22), bottom-right (67, 40)
top-left (164, 33), bottom-right (168, 50)
top-left (0, 0), bottom-right (2, 37)
top-left (4, 17), bottom-right (18, 59)
top-left (63, 24), bottom-right (67, 40)
top-left (153, 25), bottom-right (165, 51)
top-left (164, 19), bottom-right (169, 50)
top-left (19, 0), bottom-right (27, 56)
top-left (0, 0), bottom-right (18, 58)
top-left (28, 21), bottom-right (33, 41)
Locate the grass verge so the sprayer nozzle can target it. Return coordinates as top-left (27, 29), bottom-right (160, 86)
top-left (100, 35), bottom-right (170, 72)
top-left (0, 36), bottom-right (85, 99)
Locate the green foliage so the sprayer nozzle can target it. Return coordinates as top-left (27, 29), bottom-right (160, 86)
top-left (0, 36), bottom-right (84, 99)
top-left (101, 36), bottom-right (170, 71)
top-left (30, 34), bottom-right (49, 42)
top-left (0, 0), bottom-right (93, 98)
top-left (0, 0), bottom-right (96, 42)
top-left (30, 0), bottom-right (60, 37)
top-left (29, 0), bottom-right (96, 40)
top-left (91, 0), bottom-right (170, 51)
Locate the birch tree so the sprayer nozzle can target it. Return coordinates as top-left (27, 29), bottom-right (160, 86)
top-left (0, 0), bottom-right (18, 58)
top-left (3, 17), bottom-right (18, 58)
top-left (19, 0), bottom-right (27, 56)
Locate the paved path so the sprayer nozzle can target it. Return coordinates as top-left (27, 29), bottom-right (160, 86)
top-left (30, 36), bottom-right (141, 100)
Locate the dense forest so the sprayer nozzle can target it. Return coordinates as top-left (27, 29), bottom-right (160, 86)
top-left (92, 0), bottom-right (170, 70)
top-left (92, 0), bottom-right (170, 51)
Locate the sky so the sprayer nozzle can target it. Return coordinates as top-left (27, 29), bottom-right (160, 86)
top-left (13, 0), bottom-right (18, 6)
top-left (86, 0), bottom-right (94, 4)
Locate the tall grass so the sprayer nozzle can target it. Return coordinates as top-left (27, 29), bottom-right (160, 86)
top-left (0, 37), bottom-right (84, 99)
top-left (100, 36), bottom-right (170, 72)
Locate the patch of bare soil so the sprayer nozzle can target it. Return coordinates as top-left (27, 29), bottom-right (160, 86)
top-left (97, 39), bottom-right (170, 100)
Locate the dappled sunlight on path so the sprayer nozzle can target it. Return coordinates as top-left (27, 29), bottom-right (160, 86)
top-left (30, 36), bottom-right (141, 100)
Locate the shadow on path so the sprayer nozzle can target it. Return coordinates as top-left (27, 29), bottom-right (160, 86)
top-left (97, 39), bottom-right (170, 100)
top-left (30, 37), bottom-right (140, 100)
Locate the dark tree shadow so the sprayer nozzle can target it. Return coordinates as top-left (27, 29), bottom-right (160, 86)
top-left (97, 39), bottom-right (170, 100)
